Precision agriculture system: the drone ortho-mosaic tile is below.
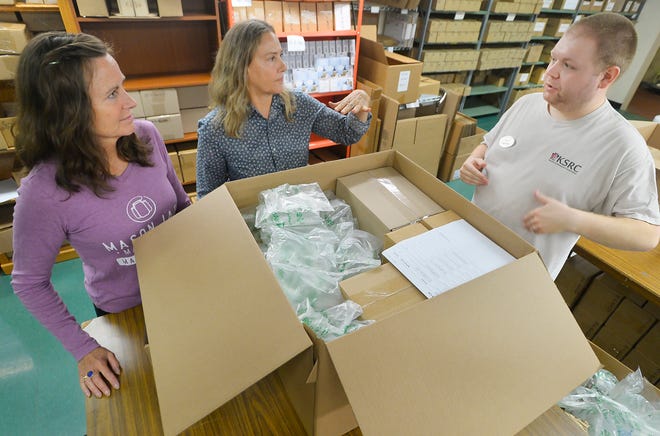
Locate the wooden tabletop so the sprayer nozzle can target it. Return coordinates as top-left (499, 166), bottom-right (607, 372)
top-left (84, 305), bottom-right (588, 435)
top-left (575, 237), bottom-right (660, 306)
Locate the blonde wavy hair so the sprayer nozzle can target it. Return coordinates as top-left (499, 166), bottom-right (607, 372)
top-left (209, 19), bottom-right (295, 138)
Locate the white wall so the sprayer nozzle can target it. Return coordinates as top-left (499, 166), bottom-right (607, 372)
top-left (607, 0), bottom-right (660, 108)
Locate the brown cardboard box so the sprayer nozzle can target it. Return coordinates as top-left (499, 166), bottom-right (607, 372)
top-left (77, 0), bottom-right (109, 16)
top-left (629, 121), bottom-right (659, 202)
top-left (591, 299), bottom-right (655, 359)
top-left (0, 202), bottom-right (13, 253)
top-left (133, 151), bottom-right (600, 436)
top-left (339, 262), bottom-right (425, 321)
top-left (0, 22), bottom-right (29, 54)
top-left (247, 0), bottom-right (265, 20)
top-left (167, 151), bottom-right (183, 183)
top-left (0, 117), bottom-right (15, 150)
top-left (316, 2), bottom-right (333, 32)
top-left (391, 114), bottom-right (448, 176)
top-left (383, 221), bottom-right (427, 249)
top-left (335, 166), bottom-right (444, 240)
top-left (358, 37), bottom-right (423, 104)
top-left (264, 1), bottom-right (284, 32)
top-left (299, 2), bottom-right (317, 32)
top-left (554, 253), bottom-right (601, 308)
top-left (572, 273), bottom-right (625, 339)
top-left (635, 323), bottom-right (660, 369)
top-left (282, 2), bottom-right (301, 33)
top-left (156, 0), bottom-right (183, 17)
top-left (417, 76), bottom-right (441, 97)
top-left (177, 146), bottom-right (196, 184)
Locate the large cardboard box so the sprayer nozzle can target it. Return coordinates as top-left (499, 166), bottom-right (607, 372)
top-left (357, 37), bottom-right (423, 104)
top-left (133, 150), bottom-right (600, 436)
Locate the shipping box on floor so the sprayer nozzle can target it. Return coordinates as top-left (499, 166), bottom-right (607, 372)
top-left (133, 150), bottom-right (600, 436)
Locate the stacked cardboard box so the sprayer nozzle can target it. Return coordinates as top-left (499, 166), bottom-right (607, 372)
top-left (430, 0), bottom-right (482, 10)
top-left (483, 20), bottom-right (535, 43)
top-left (477, 47), bottom-right (526, 70)
top-left (421, 48), bottom-right (480, 73)
top-left (543, 17), bottom-right (573, 37)
top-left (422, 18), bottom-right (481, 43)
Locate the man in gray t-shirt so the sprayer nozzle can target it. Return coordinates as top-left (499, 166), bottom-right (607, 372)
top-left (460, 13), bottom-right (660, 279)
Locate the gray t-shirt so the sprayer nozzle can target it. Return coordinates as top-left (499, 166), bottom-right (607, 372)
top-left (473, 93), bottom-right (660, 279)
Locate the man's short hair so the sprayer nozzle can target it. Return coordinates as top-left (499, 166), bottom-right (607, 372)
top-left (567, 12), bottom-right (637, 74)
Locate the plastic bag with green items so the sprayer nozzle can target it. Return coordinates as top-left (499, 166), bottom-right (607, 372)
top-left (558, 368), bottom-right (660, 435)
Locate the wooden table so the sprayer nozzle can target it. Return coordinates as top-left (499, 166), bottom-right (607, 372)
top-left (574, 237), bottom-right (660, 306)
top-left (84, 305), bottom-right (588, 436)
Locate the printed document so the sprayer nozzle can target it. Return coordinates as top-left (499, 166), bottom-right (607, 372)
top-left (382, 219), bottom-right (515, 298)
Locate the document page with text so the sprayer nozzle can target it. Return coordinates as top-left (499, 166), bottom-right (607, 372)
top-left (382, 219), bottom-right (516, 298)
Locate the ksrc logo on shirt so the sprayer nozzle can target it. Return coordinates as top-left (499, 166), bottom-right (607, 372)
top-left (126, 196), bottom-right (157, 223)
top-left (549, 152), bottom-right (582, 174)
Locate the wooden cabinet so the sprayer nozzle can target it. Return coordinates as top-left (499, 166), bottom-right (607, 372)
top-left (59, 0), bottom-right (221, 92)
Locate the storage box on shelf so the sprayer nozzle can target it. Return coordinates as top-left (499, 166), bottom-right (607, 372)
top-left (414, 0), bottom-right (544, 119)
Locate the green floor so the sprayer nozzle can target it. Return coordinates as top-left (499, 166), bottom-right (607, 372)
top-left (0, 259), bottom-right (92, 435)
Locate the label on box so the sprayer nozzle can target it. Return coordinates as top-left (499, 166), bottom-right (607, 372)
top-left (563, 0), bottom-right (579, 8)
top-left (534, 22), bottom-right (546, 32)
top-left (559, 23), bottom-right (570, 33)
top-left (232, 0), bottom-right (252, 7)
top-left (286, 35), bottom-right (305, 52)
top-left (520, 73), bottom-right (529, 82)
top-left (370, 5), bottom-right (379, 12)
top-left (397, 70), bottom-right (411, 93)
top-left (506, 13), bottom-right (515, 21)
top-left (454, 12), bottom-right (465, 20)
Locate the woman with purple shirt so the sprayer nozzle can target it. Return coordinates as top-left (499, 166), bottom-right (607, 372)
top-left (10, 32), bottom-right (190, 398)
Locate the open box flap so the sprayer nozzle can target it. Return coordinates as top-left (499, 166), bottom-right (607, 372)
top-left (133, 185), bottom-right (312, 436)
top-left (326, 253), bottom-right (600, 435)
top-left (359, 36), bottom-right (389, 64)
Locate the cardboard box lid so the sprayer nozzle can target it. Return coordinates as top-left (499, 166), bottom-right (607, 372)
top-left (133, 186), bottom-right (312, 436)
top-left (359, 36), bottom-right (421, 67)
top-left (326, 253), bottom-right (600, 435)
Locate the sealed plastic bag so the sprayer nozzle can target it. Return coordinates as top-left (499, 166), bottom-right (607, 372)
top-left (559, 368), bottom-right (660, 435)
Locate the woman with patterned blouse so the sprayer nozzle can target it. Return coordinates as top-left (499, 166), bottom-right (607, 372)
top-left (196, 19), bottom-right (371, 198)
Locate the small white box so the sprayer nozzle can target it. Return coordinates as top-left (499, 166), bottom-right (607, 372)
top-left (132, 0), bottom-right (154, 17)
top-left (139, 88), bottom-right (180, 117)
top-left (176, 85), bottom-right (209, 109)
top-left (116, 0), bottom-right (136, 16)
top-left (333, 2), bottom-right (352, 31)
top-left (147, 114), bottom-right (184, 141)
top-left (157, 0), bottom-right (183, 17)
top-left (128, 91), bottom-right (145, 118)
top-left (180, 107), bottom-right (210, 133)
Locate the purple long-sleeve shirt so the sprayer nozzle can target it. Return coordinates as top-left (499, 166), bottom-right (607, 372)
top-left (11, 120), bottom-right (190, 361)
